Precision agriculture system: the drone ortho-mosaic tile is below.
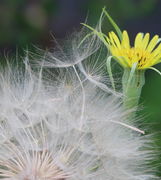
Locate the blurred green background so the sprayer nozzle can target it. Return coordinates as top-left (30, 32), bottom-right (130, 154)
top-left (0, 0), bottom-right (161, 175)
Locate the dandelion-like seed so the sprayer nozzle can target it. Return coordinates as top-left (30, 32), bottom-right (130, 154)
top-left (107, 30), bottom-right (161, 69)
top-left (0, 147), bottom-right (67, 180)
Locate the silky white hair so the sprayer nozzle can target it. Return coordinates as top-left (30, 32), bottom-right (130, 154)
top-left (0, 31), bottom-right (157, 180)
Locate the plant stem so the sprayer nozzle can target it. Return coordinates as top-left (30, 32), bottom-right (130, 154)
top-left (122, 69), bottom-right (145, 119)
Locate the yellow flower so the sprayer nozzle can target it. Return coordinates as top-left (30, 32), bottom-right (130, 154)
top-left (107, 30), bottom-right (161, 69)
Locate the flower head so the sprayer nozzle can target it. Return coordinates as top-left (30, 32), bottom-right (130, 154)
top-left (107, 30), bottom-right (161, 69)
top-left (0, 59), bottom-right (157, 180)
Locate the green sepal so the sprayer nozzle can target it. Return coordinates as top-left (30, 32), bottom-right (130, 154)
top-left (122, 67), bottom-right (145, 113)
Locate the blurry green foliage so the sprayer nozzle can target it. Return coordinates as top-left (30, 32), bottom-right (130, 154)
top-left (87, 0), bottom-right (157, 22)
top-left (0, 0), bottom-right (159, 50)
top-left (0, 0), bottom-right (57, 49)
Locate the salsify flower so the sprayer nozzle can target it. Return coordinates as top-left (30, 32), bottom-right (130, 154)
top-left (82, 8), bottom-right (161, 112)
top-left (107, 30), bottom-right (161, 70)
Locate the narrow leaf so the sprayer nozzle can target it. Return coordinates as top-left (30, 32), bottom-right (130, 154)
top-left (103, 7), bottom-right (122, 40)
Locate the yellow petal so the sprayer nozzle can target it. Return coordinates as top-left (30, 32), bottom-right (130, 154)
top-left (146, 35), bottom-right (159, 52)
top-left (116, 56), bottom-right (129, 68)
top-left (106, 36), bottom-right (110, 44)
top-left (142, 33), bottom-right (150, 50)
top-left (150, 53), bottom-right (161, 66)
top-left (109, 32), bottom-right (117, 47)
top-left (134, 33), bottom-right (143, 48)
top-left (121, 30), bottom-right (130, 48)
top-left (110, 31), bottom-right (121, 48)
top-left (151, 43), bottom-right (161, 58)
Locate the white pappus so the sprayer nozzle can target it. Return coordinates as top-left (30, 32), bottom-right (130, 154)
top-left (0, 31), bottom-right (158, 180)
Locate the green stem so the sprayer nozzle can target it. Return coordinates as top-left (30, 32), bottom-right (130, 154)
top-left (122, 69), bottom-right (145, 119)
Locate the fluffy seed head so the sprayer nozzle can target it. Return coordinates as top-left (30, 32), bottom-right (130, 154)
top-left (0, 31), bottom-right (158, 180)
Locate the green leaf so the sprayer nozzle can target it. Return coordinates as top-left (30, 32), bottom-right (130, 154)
top-left (81, 23), bottom-right (109, 47)
top-left (103, 7), bottom-right (122, 40)
top-left (148, 67), bottom-right (161, 75)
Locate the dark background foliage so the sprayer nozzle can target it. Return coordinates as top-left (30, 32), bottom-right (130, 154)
top-left (0, 0), bottom-right (161, 175)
